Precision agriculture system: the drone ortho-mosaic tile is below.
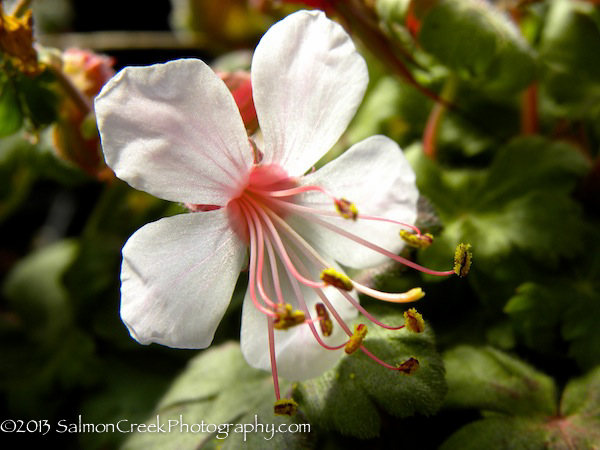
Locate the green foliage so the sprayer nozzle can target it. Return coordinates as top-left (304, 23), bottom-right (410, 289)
top-left (0, 67), bottom-right (59, 135)
top-left (408, 136), bottom-right (589, 298)
top-left (295, 305), bottom-right (446, 438)
top-left (124, 308), bottom-right (445, 447)
top-left (505, 241), bottom-right (600, 370)
top-left (1, 240), bottom-right (99, 416)
top-left (441, 347), bottom-right (600, 449)
top-left (444, 346), bottom-right (556, 416)
top-left (0, 73), bottom-right (24, 136)
top-left (122, 342), bottom-right (311, 450)
top-left (540, 0), bottom-right (600, 115)
top-left (379, 0), bottom-right (537, 93)
top-left (3, 240), bottom-right (78, 342)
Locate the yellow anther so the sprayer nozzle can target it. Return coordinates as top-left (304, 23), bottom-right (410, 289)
top-left (400, 230), bottom-right (434, 249)
top-left (345, 324), bottom-right (368, 354)
top-left (404, 308), bottom-right (426, 333)
top-left (453, 243), bottom-right (473, 277)
top-left (320, 268), bottom-right (353, 291)
top-left (396, 357), bottom-right (420, 375)
top-left (334, 198), bottom-right (358, 220)
top-left (273, 304), bottom-right (305, 330)
top-left (315, 303), bottom-right (333, 337)
top-left (274, 398), bottom-right (298, 416)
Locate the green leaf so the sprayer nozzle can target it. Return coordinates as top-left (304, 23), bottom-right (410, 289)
top-left (409, 136), bottom-right (589, 271)
top-left (441, 364), bottom-right (600, 449)
top-left (295, 305), bottom-right (446, 438)
top-left (2, 239), bottom-right (79, 342)
top-left (414, 0), bottom-right (536, 93)
top-left (123, 342), bottom-right (310, 450)
top-left (79, 357), bottom-right (175, 450)
top-left (505, 242), bottom-right (600, 370)
top-left (561, 365), bottom-right (600, 418)
top-left (477, 136), bottom-right (589, 206)
top-left (0, 73), bottom-right (23, 136)
top-left (439, 416), bottom-right (561, 450)
top-left (15, 69), bottom-right (59, 129)
top-left (0, 134), bottom-right (35, 223)
top-left (540, 0), bottom-right (600, 114)
top-left (443, 346), bottom-right (556, 416)
top-left (125, 307), bottom-right (445, 446)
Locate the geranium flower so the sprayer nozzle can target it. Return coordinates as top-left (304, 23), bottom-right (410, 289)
top-left (95, 10), bottom-right (462, 415)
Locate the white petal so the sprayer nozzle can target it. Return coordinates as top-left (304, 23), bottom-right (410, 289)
top-left (95, 59), bottom-right (253, 205)
top-left (252, 10), bottom-right (368, 176)
top-left (240, 258), bottom-right (357, 381)
top-left (120, 209), bottom-right (246, 349)
top-left (291, 135), bottom-right (419, 269)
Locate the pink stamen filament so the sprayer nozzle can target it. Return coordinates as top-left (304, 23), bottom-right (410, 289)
top-left (235, 168), bottom-right (436, 379)
top-left (266, 196), bottom-right (424, 236)
top-left (308, 214), bottom-right (455, 277)
top-left (238, 201), bottom-right (277, 317)
top-left (283, 250), bottom-right (351, 351)
top-left (240, 198), bottom-right (281, 309)
top-left (243, 195), bottom-right (328, 290)
top-left (264, 207), bottom-right (424, 329)
top-left (264, 235), bottom-right (285, 305)
top-left (267, 316), bottom-right (281, 400)
top-left (254, 199), bottom-right (415, 373)
top-left (338, 289), bottom-right (406, 330)
top-left (318, 290), bottom-right (409, 371)
top-left (260, 193), bottom-right (451, 277)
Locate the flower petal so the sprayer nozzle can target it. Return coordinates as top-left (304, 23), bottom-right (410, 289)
top-left (120, 209), bottom-right (246, 349)
top-left (240, 258), bottom-right (357, 381)
top-left (291, 135), bottom-right (419, 269)
top-left (95, 59), bottom-right (253, 205)
top-left (252, 10), bottom-right (368, 176)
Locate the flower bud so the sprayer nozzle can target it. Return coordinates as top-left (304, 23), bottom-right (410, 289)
top-left (219, 71), bottom-right (258, 134)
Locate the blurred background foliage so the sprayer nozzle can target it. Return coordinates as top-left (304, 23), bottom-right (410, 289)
top-left (1, 0), bottom-right (599, 448)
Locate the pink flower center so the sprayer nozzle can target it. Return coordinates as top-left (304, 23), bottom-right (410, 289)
top-left (227, 164), bottom-right (298, 243)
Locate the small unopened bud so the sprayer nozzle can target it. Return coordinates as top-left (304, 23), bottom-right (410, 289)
top-left (400, 230), bottom-right (434, 249)
top-left (315, 303), bottom-right (333, 337)
top-left (453, 243), bottom-right (473, 277)
top-left (320, 268), bottom-right (353, 291)
top-left (274, 398), bottom-right (298, 416)
top-left (274, 304), bottom-right (305, 330)
top-left (218, 71), bottom-right (258, 134)
top-left (404, 308), bottom-right (425, 333)
top-left (396, 357), bottom-right (420, 375)
top-left (334, 198), bottom-right (358, 220)
top-left (62, 48), bottom-right (116, 97)
top-left (345, 324), bottom-right (368, 354)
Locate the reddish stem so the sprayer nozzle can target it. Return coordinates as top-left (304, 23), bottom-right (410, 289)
top-left (521, 83), bottom-right (539, 135)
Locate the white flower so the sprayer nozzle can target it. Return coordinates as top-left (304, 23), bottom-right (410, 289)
top-left (95, 10), bottom-right (453, 414)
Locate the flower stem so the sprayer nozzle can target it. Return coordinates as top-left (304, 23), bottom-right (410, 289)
top-left (521, 82), bottom-right (538, 135)
top-left (423, 75), bottom-right (458, 160)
